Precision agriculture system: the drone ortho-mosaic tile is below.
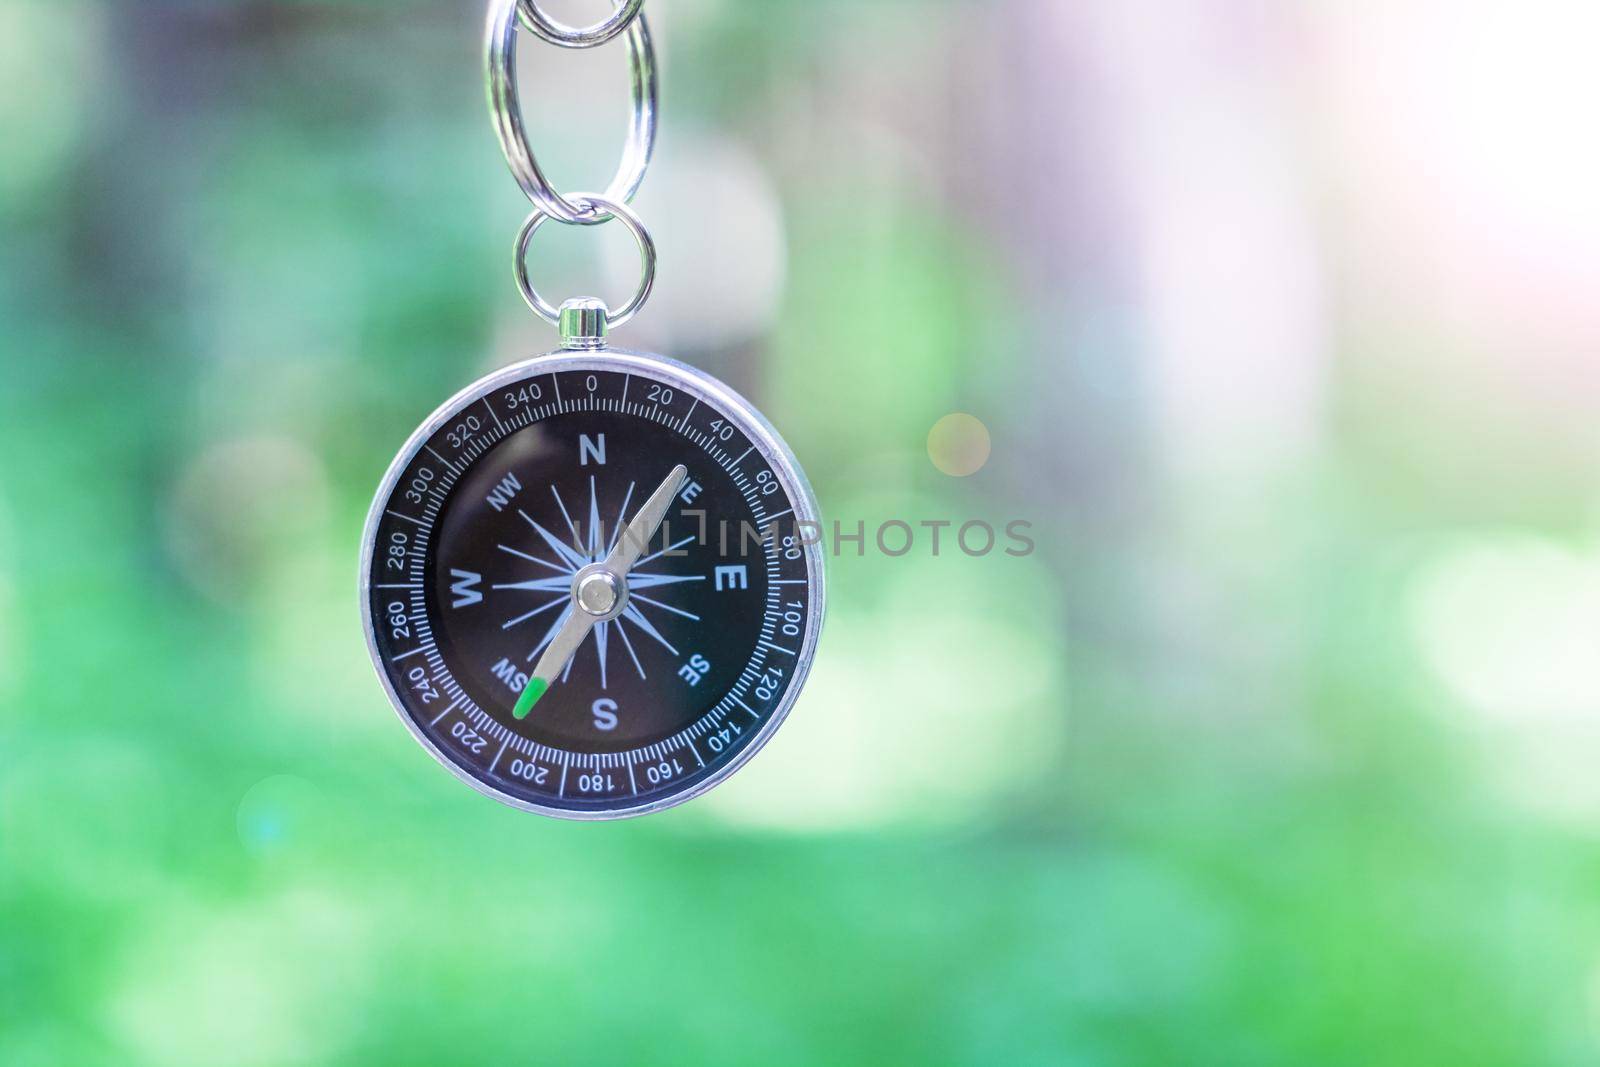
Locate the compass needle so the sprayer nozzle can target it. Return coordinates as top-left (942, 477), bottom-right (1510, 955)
top-left (606, 465), bottom-right (688, 573)
top-left (527, 604), bottom-right (574, 662)
top-left (520, 605), bottom-right (598, 717)
top-left (517, 464), bottom-right (688, 710)
top-left (513, 677), bottom-right (550, 719)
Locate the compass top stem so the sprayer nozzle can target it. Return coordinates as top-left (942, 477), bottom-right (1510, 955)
top-left (559, 298), bottom-right (609, 350)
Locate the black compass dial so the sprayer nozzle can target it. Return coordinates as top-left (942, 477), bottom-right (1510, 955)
top-left (363, 355), bottom-right (823, 817)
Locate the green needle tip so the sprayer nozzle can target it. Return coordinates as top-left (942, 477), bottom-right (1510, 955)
top-left (513, 677), bottom-right (548, 720)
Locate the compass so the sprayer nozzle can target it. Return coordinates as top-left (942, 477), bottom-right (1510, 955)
top-left (360, 348), bottom-right (825, 818)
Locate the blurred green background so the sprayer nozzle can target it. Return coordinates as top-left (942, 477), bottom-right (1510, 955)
top-left (5, 0), bottom-right (1600, 1063)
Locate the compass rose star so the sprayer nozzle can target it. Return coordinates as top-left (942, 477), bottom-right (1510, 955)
top-left (509, 466), bottom-right (692, 719)
top-left (499, 474), bottom-right (699, 683)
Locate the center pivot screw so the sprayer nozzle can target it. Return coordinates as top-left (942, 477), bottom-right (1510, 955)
top-left (577, 570), bottom-right (622, 617)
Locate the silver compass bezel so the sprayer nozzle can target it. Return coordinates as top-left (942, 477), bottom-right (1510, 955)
top-left (359, 347), bottom-right (826, 820)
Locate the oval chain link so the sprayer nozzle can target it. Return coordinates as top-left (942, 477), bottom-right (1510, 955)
top-left (519, 0), bottom-right (644, 49)
top-left (486, 0), bottom-right (656, 322)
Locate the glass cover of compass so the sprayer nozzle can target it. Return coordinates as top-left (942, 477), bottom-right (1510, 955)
top-left (360, 350), bottom-right (825, 819)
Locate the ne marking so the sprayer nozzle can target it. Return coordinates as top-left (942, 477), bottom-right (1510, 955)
top-left (386, 510), bottom-right (426, 527)
top-left (391, 647), bottom-right (428, 662)
top-left (489, 735), bottom-right (510, 775)
top-left (758, 640), bottom-right (797, 656)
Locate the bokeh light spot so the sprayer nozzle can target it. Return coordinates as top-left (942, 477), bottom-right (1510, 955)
top-left (1409, 534), bottom-right (1600, 821)
top-left (1411, 536), bottom-right (1600, 723)
top-left (0, 4), bottom-right (99, 198)
top-left (928, 413), bottom-right (992, 477)
top-left (109, 891), bottom-right (372, 1067)
top-left (164, 436), bottom-right (331, 606)
top-left (236, 774), bottom-right (322, 859)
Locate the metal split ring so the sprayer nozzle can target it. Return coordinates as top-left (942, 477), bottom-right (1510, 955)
top-left (518, 0), bottom-right (645, 49)
top-left (487, 0), bottom-right (657, 224)
top-left (515, 192), bottom-right (657, 327)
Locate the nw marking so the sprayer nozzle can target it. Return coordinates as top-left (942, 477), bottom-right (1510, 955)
top-left (485, 471), bottom-right (523, 512)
